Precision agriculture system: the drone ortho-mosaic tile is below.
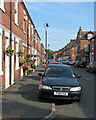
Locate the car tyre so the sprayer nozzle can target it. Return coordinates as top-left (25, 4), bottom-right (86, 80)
top-left (90, 69), bottom-right (93, 73)
top-left (38, 94), bottom-right (43, 100)
top-left (87, 69), bottom-right (89, 72)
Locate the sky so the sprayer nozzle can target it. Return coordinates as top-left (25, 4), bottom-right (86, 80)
top-left (23, 1), bottom-right (94, 51)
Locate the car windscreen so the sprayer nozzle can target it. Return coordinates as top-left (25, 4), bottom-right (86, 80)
top-left (45, 66), bottom-right (75, 78)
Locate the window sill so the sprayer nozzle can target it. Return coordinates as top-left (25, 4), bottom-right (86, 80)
top-left (23, 31), bottom-right (26, 35)
top-left (0, 8), bottom-right (5, 13)
top-left (16, 67), bottom-right (19, 71)
top-left (15, 23), bottom-right (19, 27)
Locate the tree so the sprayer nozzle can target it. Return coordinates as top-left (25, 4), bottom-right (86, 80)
top-left (45, 49), bottom-right (54, 59)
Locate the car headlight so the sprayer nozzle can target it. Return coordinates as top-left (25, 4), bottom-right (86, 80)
top-left (70, 86), bottom-right (81, 91)
top-left (39, 85), bottom-right (52, 90)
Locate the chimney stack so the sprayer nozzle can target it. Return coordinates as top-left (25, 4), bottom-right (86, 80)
top-left (79, 26), bottom-right (82, 37)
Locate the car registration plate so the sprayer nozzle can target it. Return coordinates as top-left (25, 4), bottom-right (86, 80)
top-left (54, 92), bottom-right (68, 96)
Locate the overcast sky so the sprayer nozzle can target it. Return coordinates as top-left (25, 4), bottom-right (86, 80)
top-left (24, 1), bottom-right (94, 51)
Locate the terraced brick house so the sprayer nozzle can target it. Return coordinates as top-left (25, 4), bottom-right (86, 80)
top-left (0, 0), bottom-right (44, 89)
top-left (40, 43), bottom-right (46, 63)
top-left (75, 26), bottom-right (94, 64)
top-left (70, 39), bottom-right (76, 61)
top-left (90, 34), bottom-right (96, 62)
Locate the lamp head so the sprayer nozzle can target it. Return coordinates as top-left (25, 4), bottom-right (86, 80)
top-left (45, 23), bottom-right (49, 28)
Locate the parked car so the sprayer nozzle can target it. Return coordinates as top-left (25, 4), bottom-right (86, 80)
top-left (61, 59), bottom-right (68, 64)
top-left (67, 59), bottom-right (75, 65)
top-left (86, 61), bottom-right (96, 73)
top-left (48, 59), bottom-right (56, 62)
top-left (75, 61), bottom-right (86, 68)
top-left (74, 61), bottom-right (79, 68)
top-left (38, 64), bottom-right (82, 101)
top-left (43, 61), bottom-right (62, 68)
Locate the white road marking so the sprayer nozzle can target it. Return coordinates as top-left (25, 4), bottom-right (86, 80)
top-left (43, 103), bottom-right (56, 120)
top-left (82, 76), bottom-right (90, 80)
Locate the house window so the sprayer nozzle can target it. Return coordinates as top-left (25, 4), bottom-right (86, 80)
top-left (15, 38), bottom-right (19, 70)
top-left (31, 25), bottom-right (34, 42)
top-left (0, 0), bottom-right (5, 12)
top-left (23, 10), bottom-right (26, 33)
top-left (29, 21), bottom-right (31, 38)
top-left (23, 18), bottom-right (25, 33)
top-left (92, 39), bottom-right (94, 49)
top-left (14, 0), bottom-right (18, 25)
top-left (92, 53), bottom-right (94, 61)
top-left (0, 28), bottom-right (3, 75)
top-left (85, 45), bottom-right (89, 52)
top-left (88, 34), bottom-right (92, 39)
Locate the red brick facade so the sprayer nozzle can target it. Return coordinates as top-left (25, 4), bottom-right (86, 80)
top-left (54, 26), bottom-right (95, 64)
top-left (0, 0), bottom-right (45, 89)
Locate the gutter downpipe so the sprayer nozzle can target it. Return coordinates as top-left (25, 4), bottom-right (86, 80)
top-left (10, 0), bottom-right (12, 85)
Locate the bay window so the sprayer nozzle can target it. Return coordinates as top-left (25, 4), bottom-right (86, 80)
top-left (14, 0), bottom-right (18, 25)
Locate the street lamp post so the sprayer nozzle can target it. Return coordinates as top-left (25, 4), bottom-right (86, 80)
top-left (44, 23), bottom-right (49, 61)
top-left (48, 44), bottom-right (50, 59)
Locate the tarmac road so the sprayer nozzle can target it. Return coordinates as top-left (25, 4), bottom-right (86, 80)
top-left (54, 65), bottom-right (95, 118)
top-left (1, 64), bottom-right (95, 119)
top-left (2, 65), bottom-right (53, 119)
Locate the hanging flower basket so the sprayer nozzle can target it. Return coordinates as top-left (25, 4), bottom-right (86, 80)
top-left (31, 65), bottom-right (36, 69)
top-left (5, 44), bottom-right (14, 56)
top-left (26, 53), bottom-right (33, 58)
top-left (23, 64), bottom-right (29, 72)
top-left (17, 51), bottom-right (24, 57)
top-left (19, 61), bottom-right (24, 67)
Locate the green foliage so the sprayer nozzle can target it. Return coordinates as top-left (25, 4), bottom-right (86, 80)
top-left (5, 44), bottom-right (14, 56)
top-left (31, 65), bottom-right (36, 69)
top-left (17, 51), bottom-right (24, 57)
top-left (26, 53), bottom-right (33, 58)
top-left (46, 49), bottom-right (54, 59)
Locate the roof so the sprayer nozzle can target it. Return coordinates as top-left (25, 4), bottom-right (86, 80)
top-left (90, 34), bottom-right (96, 39)
top-left (79, 31), bottom-right (94, 40)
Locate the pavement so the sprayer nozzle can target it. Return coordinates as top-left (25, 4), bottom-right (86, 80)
top-left (1, 64), bottom-right (52, 119)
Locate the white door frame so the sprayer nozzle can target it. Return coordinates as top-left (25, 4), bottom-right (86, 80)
top-left (5, 31), bottom-right (10, 89)
top-left (11, 35), bottom-right (15, 85)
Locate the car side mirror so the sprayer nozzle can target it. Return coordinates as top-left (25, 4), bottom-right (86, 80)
top-left (38, 73), bottom-right (43, 76)
top-left (76, 74), bottom-right (81, 78)
top-left (43, 66), bottom-right (46, 68)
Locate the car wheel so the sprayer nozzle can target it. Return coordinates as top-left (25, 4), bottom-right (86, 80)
top-left (77, 98), bottom-right (80, 102)
top-left (90, 69), bottom-right (93, 73)
top-left (87, 69), bottom-right (89, 72)
top-left (38, 94), bottom-right (43, 100)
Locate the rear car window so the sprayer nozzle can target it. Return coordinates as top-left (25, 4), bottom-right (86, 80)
top-left (45, 66), bottom-right (75, 78)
